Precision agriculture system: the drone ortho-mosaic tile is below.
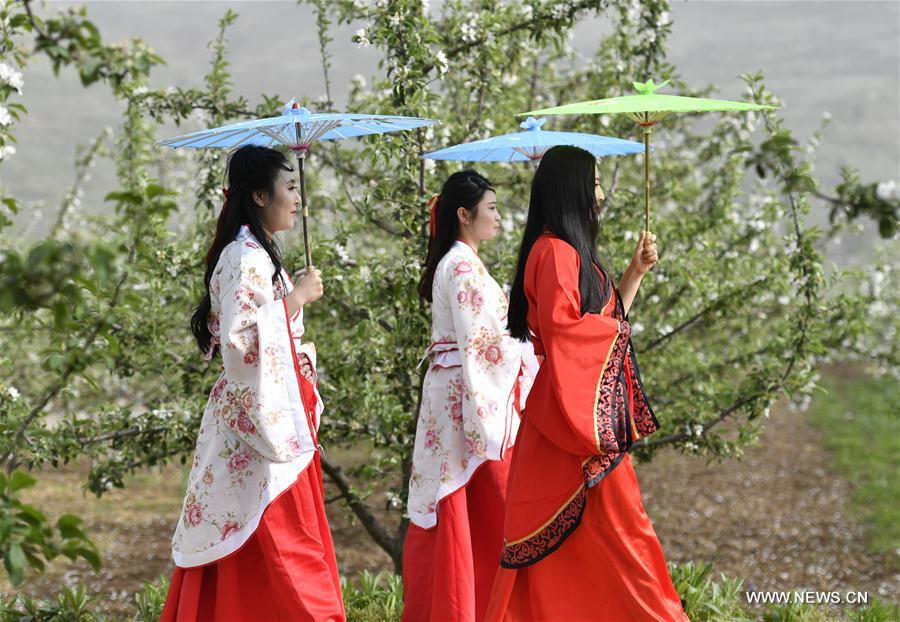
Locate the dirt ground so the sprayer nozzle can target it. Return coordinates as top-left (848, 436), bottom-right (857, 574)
top-left (636, 403), bottom-right (899, 612)
top-left (1, 384), bottom-right (897, 618)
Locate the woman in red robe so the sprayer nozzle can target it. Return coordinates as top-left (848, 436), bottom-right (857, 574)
top-left (161, 146), bottom-right (344, 621)
top-left (486, 145), bottom-right (688, 621)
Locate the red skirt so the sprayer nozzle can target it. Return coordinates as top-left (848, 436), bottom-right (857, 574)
top-left (401, 456), bottom-right (511, 622)
top-left (486, 453), bottom-right (687, 622)
top-left (160, 454), bottom-right (345, 622)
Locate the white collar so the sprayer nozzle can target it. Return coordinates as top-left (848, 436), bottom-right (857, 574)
top-left (235, 224), bottom-right (252, 243)
top-left (451, 239), bottom-right (479, 258)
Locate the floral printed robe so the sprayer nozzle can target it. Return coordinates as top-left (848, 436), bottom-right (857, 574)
top-left (171, 225), bottom-right (323, 568)
top-left (408, 241), bottom-right (537, 529)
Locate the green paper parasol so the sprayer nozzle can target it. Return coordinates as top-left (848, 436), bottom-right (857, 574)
top-left (522, 79), bottom-right (778, 230)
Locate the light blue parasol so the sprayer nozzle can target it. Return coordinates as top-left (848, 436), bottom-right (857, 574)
top-left (159, 99), bottom-right (439, 265)
top-left (423, 117), bottom-right (645, 163)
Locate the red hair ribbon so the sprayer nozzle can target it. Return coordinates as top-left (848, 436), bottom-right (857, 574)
top-left (427, 193), bottom-right (440, 238)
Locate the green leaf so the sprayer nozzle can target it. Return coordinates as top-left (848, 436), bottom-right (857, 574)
top-left (4, 543), bottom-right (27, 587)
top-left (56, 514), bottom-right (83, 533)
top-left (2, 196), bottom-right (21, 215)
top-left (16, 504), bottom-right (47, 527)
top-left (73, 546), bottom-right (101, 570)
top-left (9, 471), bottom-right (36, 493)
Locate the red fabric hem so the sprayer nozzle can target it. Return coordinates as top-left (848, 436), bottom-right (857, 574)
top-left (402, 453), bottom-right (511, 622)
top-left (161, 455), bottom-right (344, 622)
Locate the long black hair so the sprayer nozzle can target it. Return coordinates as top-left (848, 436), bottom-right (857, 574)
top-left (191, 145), bottom-right (294, 358)
top-left (507, 145), bottom-right (612, 341)
top-left (418, 170), bottom-right (495, 302)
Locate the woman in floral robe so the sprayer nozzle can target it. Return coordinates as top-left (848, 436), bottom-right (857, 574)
top-left (161, 146), bottom-right (344, 621)
top-left (402, 170), bottom-right (538, 622)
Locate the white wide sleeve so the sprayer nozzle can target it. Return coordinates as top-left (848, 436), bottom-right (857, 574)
top-left (215, 250), bottom-right (316, 462)
top-left (442, 257), bottom-right (522, 457)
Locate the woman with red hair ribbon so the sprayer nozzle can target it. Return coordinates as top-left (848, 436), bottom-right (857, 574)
top-left (402, 170), bottom-right (539, 622)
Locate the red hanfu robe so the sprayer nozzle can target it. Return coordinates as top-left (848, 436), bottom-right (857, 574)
top-left (486, 233), bottom-right (688, 622)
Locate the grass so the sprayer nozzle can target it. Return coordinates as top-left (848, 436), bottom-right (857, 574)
top-left (806, 370), bottom-right (900, 561)
top-left (0, 461), bottom-right (188, 614)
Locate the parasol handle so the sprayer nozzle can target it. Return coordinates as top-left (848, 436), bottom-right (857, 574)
top-left (297, 150), bottom-right (313, 268)
top-left (643, 125), bottom-right (652, 232)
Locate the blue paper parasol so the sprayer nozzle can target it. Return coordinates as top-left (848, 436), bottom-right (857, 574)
top-left (423, 117), bottom-right (645, 163)
top-left (159, 99), bottom-right (439, 265)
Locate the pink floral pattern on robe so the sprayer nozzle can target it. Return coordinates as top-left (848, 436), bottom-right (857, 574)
top-left (171, 225), bottom-right (324, 568)
top-left (407, 241), bottom-right (538, 529)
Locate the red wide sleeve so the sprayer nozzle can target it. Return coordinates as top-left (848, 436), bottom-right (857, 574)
top-left (524, 237), bottom-right (631, 456)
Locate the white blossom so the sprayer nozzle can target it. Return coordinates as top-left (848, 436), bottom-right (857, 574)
top-left (870, 269), bottom-right (884, 298)
top-left (389, 13), bottom-right (401, 27)
top-left (334, 243), bottom-right (351, 263)
top-left (132, 85), bottom-right (149, 96)
top-left (0, 105), bottom-right (11, 126)
top-left (870, 300), bottom-right (888, 317)
top-left (777, 295), bottom-right (790, 305)
top-left (460, 12), bottom-right (479, 43)
top-left (8, 386), bottom-right (19, 400)
top-left (0, 61), bottom-right (24, 94)
top-left (0, 144), bottom-right (15, 161)
top-left (352, 74), bottom-right (367, 89)
top-left (191, 108), bottom-right (210, 126)
top-left (435, 50), bottom-right (448, 76)
top-left (355, 28), bottom-right (371, 48)
top-left (789, 394), bottom-right (812, 413)
top-left (632, 321), bottom-right (644, 334)
top-left (424, 159), bottom-right (436, 175)
top-left (359, 265), bottom-right (372, 282)
top-left (625, 0), bottom-right (640, 23)
top-left (876, 180), bottom-right (899, 202)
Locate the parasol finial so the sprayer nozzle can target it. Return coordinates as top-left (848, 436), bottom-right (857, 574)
top-left (632, 79), bottom-right (670, 95)
top-left (519, 116), bottom-right (547, 132)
